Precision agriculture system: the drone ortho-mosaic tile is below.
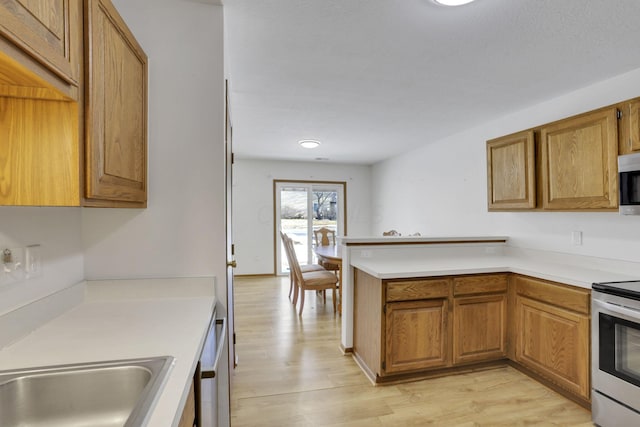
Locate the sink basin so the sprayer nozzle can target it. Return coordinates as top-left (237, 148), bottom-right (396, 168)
top-left (0, 356), bottom-right (174, 427)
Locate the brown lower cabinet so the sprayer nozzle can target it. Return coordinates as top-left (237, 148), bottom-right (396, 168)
top-left (512, 275), bottom-right (591, 401)
top-left (453, 294), bottom-right (507, 365)
top-left (178, 378), bottom-right (196, 427)
top-left (385, 299), bottom-right (448, 373)
top-left (353, 270), bottom-right (590, 406)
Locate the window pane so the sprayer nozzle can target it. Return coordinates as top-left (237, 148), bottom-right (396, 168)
top-left (312, 190), bottom-right (338, 256)
top-left (280, 187), bottom-right (308, 270)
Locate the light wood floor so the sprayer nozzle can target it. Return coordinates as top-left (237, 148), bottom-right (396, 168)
top-left (230, 276), bottom-right (593, 426)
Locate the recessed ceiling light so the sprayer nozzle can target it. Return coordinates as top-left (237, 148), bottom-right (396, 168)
top-left (298, 139), bottom-right (321, 149)
top-left (432, 0), bottom-right (475, 6)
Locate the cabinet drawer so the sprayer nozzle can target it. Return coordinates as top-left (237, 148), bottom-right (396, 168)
top-left (453, 274), bottom-right (508, 296)
top-left (514, 275), bottom-right (590, 314)
top-left (386, 278), bottom-right (449, 302)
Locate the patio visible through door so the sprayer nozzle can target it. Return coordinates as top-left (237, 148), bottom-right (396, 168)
top-left (274, 181), bottom-right (346, 276)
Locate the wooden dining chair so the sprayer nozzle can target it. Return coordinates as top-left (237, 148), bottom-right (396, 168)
top-left (313, 227), bottom-right (340, 274)
top-left (284, 233), bottom-right (338, 315)
top-left (313, 227), bottom-right (336, 247)
top-left (280, 232), bottom-right (324, 302)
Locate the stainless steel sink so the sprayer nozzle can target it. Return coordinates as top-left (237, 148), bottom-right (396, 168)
top-left (0, 356), bottom-right (175, 427)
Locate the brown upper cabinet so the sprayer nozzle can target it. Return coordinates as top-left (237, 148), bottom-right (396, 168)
top-left (487, 130), bottom-right (536, 210)
top-left (540, 107), bottom-right (618, 210)
top-left (488, 105), bottom-right (620, 211)
top-left (0, 0), bottom-right (147, 207)
top-left (0, 0), bottom-right (81, 88)
top-left (622, 99), bottom-right (640, 154)
top-left (84, 0), bottom-right (148, 206)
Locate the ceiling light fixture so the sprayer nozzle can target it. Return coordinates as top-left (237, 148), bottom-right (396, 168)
top-left (298, 139), bottom-right (321, 149)
top-left (432, 0), bottom-right (475, 6)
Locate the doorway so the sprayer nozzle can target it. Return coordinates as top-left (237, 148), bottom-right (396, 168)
top-left (274, 180), bottom-right (346, 276)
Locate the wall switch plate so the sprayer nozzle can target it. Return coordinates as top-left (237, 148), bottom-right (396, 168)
top-left (571, 231), bottom-right (583, 246)
top-left (25, 244), bottom-right (42, 278)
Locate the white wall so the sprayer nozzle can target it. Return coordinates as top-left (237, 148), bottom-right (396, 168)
top-left (82, 0), bottom-right (226, 285)
top-left (233, 159), bottom-right (372, 275)
top-left (372, 67), bottom-right (640, 263)
top-left (0, 208), bottom-right (83, 315)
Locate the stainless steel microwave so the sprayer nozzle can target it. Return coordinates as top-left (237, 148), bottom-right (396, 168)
top-left (619, 152), bottom-right (640, 215)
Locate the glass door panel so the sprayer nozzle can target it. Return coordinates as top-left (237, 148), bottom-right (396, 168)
top-left (279, 187), bottom-right (309, 273)
top-left (276, 181), bottom-right (345, 276)
top-left (312, 190), bottom-right (338, 256)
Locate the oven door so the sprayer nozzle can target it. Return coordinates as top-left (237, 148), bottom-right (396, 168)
top-left (592, 294), bottom-right (640, 414)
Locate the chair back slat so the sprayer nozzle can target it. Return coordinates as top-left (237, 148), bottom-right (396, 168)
top-left (283, 233), bottom-right (304, 284)
top-left (314, 227), bottom-right (336, 247)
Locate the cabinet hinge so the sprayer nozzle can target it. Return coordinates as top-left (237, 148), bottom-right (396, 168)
top-left (382, 361), bottom-right (386, 370)
top-left (383, 305), bottom-right (386, 314)
top-left (232, 244), bottom-right (235, 255)
top-left (617, 109), bottom-right (623, 119)
top-left (231, 152), bottom-right (235, 164)
top-left (233, 332), bottom-right (237, 345)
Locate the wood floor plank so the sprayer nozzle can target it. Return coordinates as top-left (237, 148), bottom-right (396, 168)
top-left (231, 276), bottom-right (593, 426)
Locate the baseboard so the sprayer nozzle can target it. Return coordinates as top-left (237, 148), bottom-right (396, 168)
top-left (234, 274), bottom-right (277, 279)
top-left (339, 344), bottom-right (353, 355)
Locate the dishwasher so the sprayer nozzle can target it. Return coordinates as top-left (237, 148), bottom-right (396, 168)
top-left (196, 306), bottom-right (227, 427)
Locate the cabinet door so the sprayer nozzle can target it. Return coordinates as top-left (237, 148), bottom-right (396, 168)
top-left (629, 100), bottom-right (640, 152)
top-left (0, 0), bottom-right (80, 84)
top-left (178, 378), bottom-right (196, 427)
top-left (515, 296), bottom-right (590, 399)
top-left (486, 130), bottom-right (536, 210)
top-left (85, 0), bottom-right (147, 206)
top-left (385, 299), bottom-right (448, 374)
top-left (540, 108), bottom-right (618, 209)
top-left (453, 294), bottom-right (507, 365)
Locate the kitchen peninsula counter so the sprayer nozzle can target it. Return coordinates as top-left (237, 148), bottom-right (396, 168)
top-left (339, 236), bottom-right (640, 351)
top-left (350, 254), bottom-right (638, 289)
top-left (341, 237), bottom-right (640, 404)
top-left (0, 277), bottom-right (216, 427)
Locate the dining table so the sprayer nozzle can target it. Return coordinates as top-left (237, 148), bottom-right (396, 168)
top-left (314, 244), bottom-right (343, 313)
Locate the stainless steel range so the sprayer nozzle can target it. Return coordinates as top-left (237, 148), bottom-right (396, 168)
top-left (592, 280), bottom-right (640, 426)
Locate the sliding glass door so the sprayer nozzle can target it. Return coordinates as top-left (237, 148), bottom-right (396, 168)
top-left (275, 181), bottom-right (345, 276)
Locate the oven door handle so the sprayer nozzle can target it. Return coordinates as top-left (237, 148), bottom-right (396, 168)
top-left (594, 299), bottom-right (640, 321)
top-left (201, 317), bottom-right (227, 379)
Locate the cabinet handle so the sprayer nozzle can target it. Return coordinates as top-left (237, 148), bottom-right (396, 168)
top-left (594, 299), bottom-right (640, 321)
top-left (201, 317), bottom-right (227, 379)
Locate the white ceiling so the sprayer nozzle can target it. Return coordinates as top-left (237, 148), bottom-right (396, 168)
top-left (224, 0), bottom-right (640, 165)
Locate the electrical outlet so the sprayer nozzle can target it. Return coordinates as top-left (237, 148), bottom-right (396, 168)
top-left (360, 250), bottom-right (372, 258)
top-left (25, 244), bottom-right (42, 278)
top-left (572, 231), bottom-right (583, 246)
top-left (0, 247), bottom-right (25, 285)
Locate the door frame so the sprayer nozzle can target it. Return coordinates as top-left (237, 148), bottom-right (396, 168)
top-left (273, 179), bottom-right (347, 275)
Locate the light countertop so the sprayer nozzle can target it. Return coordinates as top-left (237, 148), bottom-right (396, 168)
top-left (0, 277), bottom-right (216, 427)
top-left (339, 236), bottom-right (508, 245)
top-left (351, 255), bottom-right (639, 288)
